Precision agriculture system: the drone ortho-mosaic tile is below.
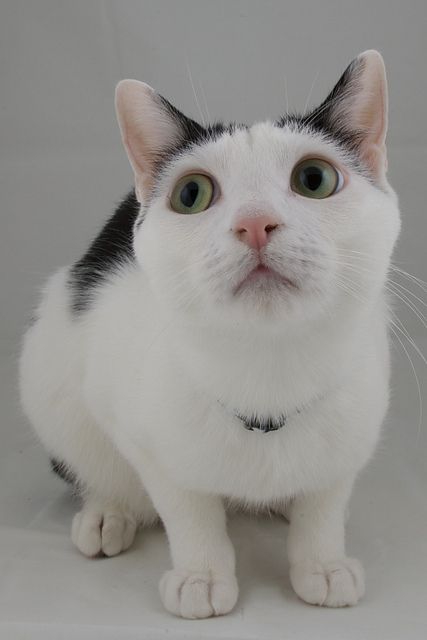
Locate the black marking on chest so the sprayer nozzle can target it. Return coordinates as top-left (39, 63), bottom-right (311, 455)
top-left (68, 189), bottom-right (139, 314)
top-left (236, 413), bottom-right (287, 433)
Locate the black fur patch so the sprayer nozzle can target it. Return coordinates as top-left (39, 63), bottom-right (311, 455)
top-left (69, 190), bottom-right (139, 313)
top-left (277, 56), bottom-right (366, 157)
top-left (50, 457), bottom-right (77, 486)
top-left (236, 413), bottom-right (287, 433)
top-left (155, 94), bottom-right (245, 176)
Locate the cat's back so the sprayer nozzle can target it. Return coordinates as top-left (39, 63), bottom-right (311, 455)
top-left (19, 190), bottom-right (149, 430)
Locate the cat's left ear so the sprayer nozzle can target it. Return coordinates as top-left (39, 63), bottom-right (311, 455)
top-left (309, 50), bottom-right (388, 181)
top-left (115, 80), bottom-right (204, 201)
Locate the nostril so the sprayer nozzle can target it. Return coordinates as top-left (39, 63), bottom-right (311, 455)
top-left (265, 224), bottom-right (278, 234)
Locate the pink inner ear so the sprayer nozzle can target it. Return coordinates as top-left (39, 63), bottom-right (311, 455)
top-left (350, 51), bottom-right (388, 179)
top-left (115, 80), bottom-right (182, 201)
top-left (355, 66), bottom-right (387, 145)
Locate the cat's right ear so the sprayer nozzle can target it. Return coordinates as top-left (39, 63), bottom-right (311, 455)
top-left (115, 80), bottom-right (203, 201)
top-left (306, 51), bottom-right (389, 183)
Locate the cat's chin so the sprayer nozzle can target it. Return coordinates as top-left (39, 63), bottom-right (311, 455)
top-left (233, 264), bottom-right (297, 298)
top-left (228, 279), bottom-right (306, 323)
top-left (222, 278), bottom-right (334, 328)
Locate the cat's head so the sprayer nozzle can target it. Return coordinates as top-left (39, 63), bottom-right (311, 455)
top-left (115, 51), bottom-right (400, 331)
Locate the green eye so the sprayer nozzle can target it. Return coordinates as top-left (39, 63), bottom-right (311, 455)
top-left (170, 173), bottom-right (214, 214)
top-left (291, 158), bottom-right (342, 199)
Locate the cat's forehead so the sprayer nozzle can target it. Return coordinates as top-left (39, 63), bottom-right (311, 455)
top-left (207, 121), bottom-right (337, 157)
top-left (162, 120), bottom-right (354, 179)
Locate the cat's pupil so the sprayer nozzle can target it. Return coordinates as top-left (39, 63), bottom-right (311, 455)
top-left (301, 167), bottom-right (323, 191)
top-left (180, 181), bottom-right (199, 207)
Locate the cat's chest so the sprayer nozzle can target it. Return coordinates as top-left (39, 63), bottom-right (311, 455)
top-left (123, 379), bottom-right (341, 502)
top-left (95, 313), bottom-right (376, 501)
top-left (145, 401), bottom-right (299, 500)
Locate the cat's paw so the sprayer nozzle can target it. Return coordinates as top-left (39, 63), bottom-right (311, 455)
top-left (159, 570), bottom-right (239, 619)
top-left (71, 505), bottom-right (137, 557)
top-left (290, 558), bottom-right (365, 607)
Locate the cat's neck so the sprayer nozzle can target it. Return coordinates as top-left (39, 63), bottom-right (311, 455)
top-left (166, 298), bottom-right (384, 417)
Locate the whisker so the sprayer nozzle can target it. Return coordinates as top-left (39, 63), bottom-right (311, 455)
top-left (388, 279), bottom-right (427, 309)
top-left (389, 321), bottom-right (423, 441)
top-left (199, 81), bottom-right (211, 124)
top-left (388, 309), bottom-right (427, 367)
top-left (283, 74), bottom-right (290, 115)
top-left (186, 59), bottom-right (207, 126)
top-left (302, 69), bottom-right (320, 116)
top-left (386, 283), bottom-right (427, 329)
top-left (390, 265), bottom-right (427, 293)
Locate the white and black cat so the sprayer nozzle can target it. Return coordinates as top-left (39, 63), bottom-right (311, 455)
top-left (20, 50), bottom-right (400, 618)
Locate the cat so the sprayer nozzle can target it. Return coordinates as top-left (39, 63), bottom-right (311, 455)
top-left (19, 50), bottom-right (401, 619)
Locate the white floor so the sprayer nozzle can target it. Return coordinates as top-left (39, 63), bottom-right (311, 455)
top-left (0, 342), bottom-right (426, 640)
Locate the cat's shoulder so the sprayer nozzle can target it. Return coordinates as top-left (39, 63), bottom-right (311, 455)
top-left (68, 190), bottom-right (140, 314)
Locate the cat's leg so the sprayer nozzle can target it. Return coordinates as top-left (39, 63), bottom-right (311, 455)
top-left (139, 464), bottom-right (238, 619)
top-left (63, 445), bottom-right (159, 558)
top-left (287, 479), bottom-right (364, 607)
top-left (44, 426), bottom-right (159, 558)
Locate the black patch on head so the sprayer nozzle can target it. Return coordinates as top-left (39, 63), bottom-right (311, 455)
top-left (158, 95), bottom-right (206, 150)
top-left (156, 95), bottom-right (246, 176)
top-left (277, 56), bottom-right (366, 157)
top-left (50, 457), bottom-right (78, 486)
top-left (68, 189), bottom-right (139, 314)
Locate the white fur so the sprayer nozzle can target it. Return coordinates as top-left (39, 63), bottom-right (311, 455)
top-left (20, 53), bottom-right (401, 618)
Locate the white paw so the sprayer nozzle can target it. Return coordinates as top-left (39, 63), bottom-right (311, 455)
top-left (159, 570), bottom-right (239, 619)
top-left (71, 506), bottom-right (137, 557)
top-left (290, 558), bottom-right (365, 607)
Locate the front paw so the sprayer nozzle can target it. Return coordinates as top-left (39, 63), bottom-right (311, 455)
top-left (290, 558), bottom-right (365, 607)
top-left (159, 569), bottom-right (238, 619)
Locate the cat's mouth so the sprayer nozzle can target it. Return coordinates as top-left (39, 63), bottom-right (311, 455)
top-left (233, 263), bottom-right (297, 296)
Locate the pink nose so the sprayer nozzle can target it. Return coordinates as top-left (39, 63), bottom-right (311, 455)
top-left (233, 215), bottom-right (280, 250)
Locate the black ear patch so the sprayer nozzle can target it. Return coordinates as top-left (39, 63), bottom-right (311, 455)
top-left (155, 94), bottom-right (244, 174)
top-left (278, 56), bottom-right (366, 155)
top-left (158, 95), bottom-right (206, 149)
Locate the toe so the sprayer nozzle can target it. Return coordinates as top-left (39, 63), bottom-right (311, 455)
top-left (210, 573), bottom-right (239, 615)
top-left (290, 558), bottom-right (365, 608)
top-left (290, 563), bottom-right (328, 605)
top-left (122, 518), bottom-right (137, 551)
top-left (180, 574), bottom-right (213, 619)
top-left (324, 563), bottom-right (358, 606)
top-left (159, 570), bottom-right (186, 615)
top-left (159, 570), bottom-right (238, 619)
top-left (71, 510), bottom-right (103, 557)
top-left (101, 513), bottom-right (126, 557)
top-left (71, 507), bottom-right (137, 558)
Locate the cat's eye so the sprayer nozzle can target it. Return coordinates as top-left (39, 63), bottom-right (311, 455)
top-left (291, 158), bottom-right (343, 199)
top-left (170, 173), bottom-right (214, 214)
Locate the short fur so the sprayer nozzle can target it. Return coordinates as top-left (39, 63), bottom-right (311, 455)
top-left (20, 51), bottom-right (400, 618)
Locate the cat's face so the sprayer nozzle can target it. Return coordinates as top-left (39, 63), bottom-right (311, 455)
top-left (116, 51), bottom-right (400, 330)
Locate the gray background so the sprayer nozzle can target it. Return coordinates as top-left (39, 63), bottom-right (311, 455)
top-left (0, 2), bottom-right (426, 638)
